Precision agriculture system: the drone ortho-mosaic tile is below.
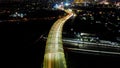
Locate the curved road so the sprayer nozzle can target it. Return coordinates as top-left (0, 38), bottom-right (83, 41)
top-left (43, 10), bottom-right (73, 68)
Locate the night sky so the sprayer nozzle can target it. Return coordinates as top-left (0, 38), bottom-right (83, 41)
top-left (0, 0), bottom-right (40, 2)
top-left (0, 0), bottom-right (119, 2)
top-left (0, 0), bottom-right (119, 4)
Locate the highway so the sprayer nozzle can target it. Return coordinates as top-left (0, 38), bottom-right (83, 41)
top-left (66, 48), bottom-right (120, 55)
top-left (43, 10), bottom-right (73, 68)
top-left (63, 38), bottom-right (120, 55)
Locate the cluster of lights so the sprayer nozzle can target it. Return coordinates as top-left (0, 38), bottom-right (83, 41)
top-left (53, 2), bottom-right (70, 9)
top-left (99, 1), bottom-right (109, 5)
top-left (10, 12), bottom-right (26, 18)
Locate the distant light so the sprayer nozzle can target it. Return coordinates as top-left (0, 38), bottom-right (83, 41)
top-left (70, 28), bottom-right (73, 31)
top-left (15, 12), bottom-right (18, 15)
top-left (10, 12), bottom-right (26, 18)
top-left (116, 2), bottom-right (120, 6)
top-left (54, 4), bottom-right (59, 9)
top-left (73, 14), bottom-right (77, 17)
top-left (64, 3), bottom-right (70, 6)
top-left (104, 2), bottom-right (109, 5)
top-left (99, 1), bottom-right (109, 5)
top-left (68, 9), bottom-right (72, 12)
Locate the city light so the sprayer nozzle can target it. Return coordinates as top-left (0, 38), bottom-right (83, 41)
top-left (64, 3), bottom-right (70, 6)
top-left (54, 4), bottom-right (59, 9)
top-left (0, 0), bottom-right (120, 68)
top-left (9, 12), bottom-right (26, 18)
top-left (67, 9), bottom-right (72, 12)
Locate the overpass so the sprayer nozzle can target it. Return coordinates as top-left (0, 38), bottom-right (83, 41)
top-left (43, 10), bottom-right (73, 68)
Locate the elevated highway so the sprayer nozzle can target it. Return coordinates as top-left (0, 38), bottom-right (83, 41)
top-left (43, 10), bottom-right (73, 68)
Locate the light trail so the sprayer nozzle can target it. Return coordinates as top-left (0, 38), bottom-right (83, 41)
top-left (67, 48), bottom-right (120, 55)
top-left (43, 10), bottom-right (73, 68)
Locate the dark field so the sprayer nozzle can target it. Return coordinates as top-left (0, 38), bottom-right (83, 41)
top-left (1, 19), bottom-right (120, 68)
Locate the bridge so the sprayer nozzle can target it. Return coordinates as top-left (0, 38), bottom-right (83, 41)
top-left (43, 10), bottom-right (73, 68)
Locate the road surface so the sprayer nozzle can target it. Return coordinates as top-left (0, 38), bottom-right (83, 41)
top-left (43, 10), bottom-right (73, 68)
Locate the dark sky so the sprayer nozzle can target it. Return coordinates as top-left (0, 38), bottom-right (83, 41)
top-left (0, 0), bottom-right (119, 3)
top-left (0, 0), bottom-right (22, 2)
top-left (0, 0), bottom-right (48, 2)
top-left (0, 0), bottom-right (40, 2)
